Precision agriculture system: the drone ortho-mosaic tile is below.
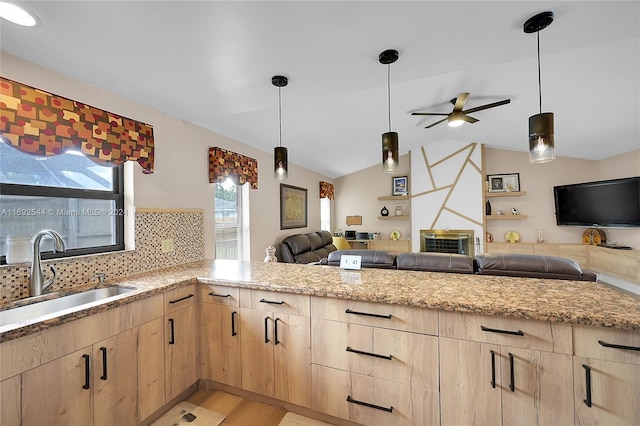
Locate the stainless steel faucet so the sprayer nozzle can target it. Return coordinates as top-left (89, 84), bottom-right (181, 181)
top-left (29, 230), bottom-right (66, 297)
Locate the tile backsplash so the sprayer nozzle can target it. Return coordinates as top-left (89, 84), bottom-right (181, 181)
top-left (0, 210), bottom-right (204, 303)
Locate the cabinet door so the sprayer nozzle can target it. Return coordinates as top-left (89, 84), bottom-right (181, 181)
top-left (200, 303), bottom-right (242, 387)
top-left (138, 317), bottom-right (165, 423)
top-left (439, 337), bottom-right (501, 426)
top-left (22, 347), bottom-right (93, 426)
top-left (574, 356), bottom-right (640, 425)
top-left (273, 313), bottom-right (311, 407)
top-left (93, 328), bottom-right (138, 426)
top-left (500, 347), bottom-right (573, 426)
top-left (165, 304), bottom-right (197, 401)
top-left (240, 308), bottom-right (275, 397)
top-left (1, 375), bottom-right (21, 426)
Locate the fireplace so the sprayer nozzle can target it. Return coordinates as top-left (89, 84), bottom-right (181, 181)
top-left (420, 229), bottom-right (475, 257)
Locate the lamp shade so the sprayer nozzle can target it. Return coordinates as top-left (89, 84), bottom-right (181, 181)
top-left (528, 112), bottom-right (555, 163)
top-left (274, 146), bottom-right (288, 179)
top-left (382, 131), bottom-right (399, 173)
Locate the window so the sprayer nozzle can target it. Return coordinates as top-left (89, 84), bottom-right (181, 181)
top-left (320, 197), bottom-right (331, 232)
top-left (214, 179), bottom-right (248, 260)
top-left (0, 142), bottom-right (125, 263)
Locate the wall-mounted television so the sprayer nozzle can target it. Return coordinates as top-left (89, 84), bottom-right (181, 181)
top-left (553, 177), bottom-right (640, 227)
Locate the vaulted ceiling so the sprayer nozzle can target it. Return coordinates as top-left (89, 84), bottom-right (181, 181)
top-left (1, 1), bottom-right (638, 178)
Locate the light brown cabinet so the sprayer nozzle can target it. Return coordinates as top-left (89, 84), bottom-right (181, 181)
top-left (137, 317), bottom-right (166, 422)
top-left (0, 375), bottom-right (21, 425)
top-left (439, 311), bottom-right (574, 426)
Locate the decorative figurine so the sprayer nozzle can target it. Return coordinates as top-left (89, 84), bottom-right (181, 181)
top-left (380, 206), bottom-right (389, 217)
top-left (511, 207), bottom-right (519, 215)
top-left (395, 206), bottom-right (404, 216)
top-left (497, 209), bottom-right (505, 215)
top-left (264, 246), bottom-right (278, 262)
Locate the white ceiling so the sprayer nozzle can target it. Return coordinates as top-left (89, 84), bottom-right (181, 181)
top-left (1, 1), bottom-right (638, 178)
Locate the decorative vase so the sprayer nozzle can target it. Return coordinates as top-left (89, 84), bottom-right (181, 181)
top-left (395, 206), bottom-right (404, 216)
top-left (380, 206), bottom-right (389, 217)
top-left (264, 246), bottom-right (278, 262)
top-left (485, 200), bottom-right (491, 216)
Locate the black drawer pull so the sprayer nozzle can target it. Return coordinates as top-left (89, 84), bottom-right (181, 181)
top-left (260, 298), bottom-right (285, 305)
top-left (583, 364), bottom-right (592, 407)
top-left (209, 292), bottom-right (231, 298)
top-left (347, 396), bottom-right (393, 413)
top-left (345, 309), bottom-right (392, 319)
top-left (346, 346), bottom-right (392, 360)
top-left (508, 352), bottom-right (515, 392)
top-left (231, 311), bottom-right (238, 337)
top-left (598, 340), bottom-right (640, 351)
top-left (264, 317), bottom-right (270, 343)
top-left (169, 294), bottom-right (194, 304)
top-left (481, 325), bottom-right (524, 336)
top-left (100, 346), bottom-right (108, 380)
top-left (168, 318), bottom-right (175, 344)
top-left (490, 350), bottom-right (496, 389)
top-left (82, 354), bottom-right (90, 389)
top-left (275, 318), bottom-right (281, 345)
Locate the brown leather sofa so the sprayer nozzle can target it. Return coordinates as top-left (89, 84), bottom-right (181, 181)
top-left (276, 230), bottom-right (337, 264)
top-left (323, 250), bottom-right (596, 281)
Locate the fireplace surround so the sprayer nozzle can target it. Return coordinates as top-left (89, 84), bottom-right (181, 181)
top-left (420, 229), bottom-right (475, 257)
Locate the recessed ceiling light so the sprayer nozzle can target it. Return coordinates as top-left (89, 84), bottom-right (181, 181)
top-left (0, 2), bottom-right (39, 27)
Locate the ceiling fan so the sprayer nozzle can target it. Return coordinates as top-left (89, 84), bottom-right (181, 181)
top-left (411, 93), bottom-right (510, 129)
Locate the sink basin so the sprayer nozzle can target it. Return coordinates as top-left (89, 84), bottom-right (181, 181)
top-left (0, 287), bottom-right (136, 327)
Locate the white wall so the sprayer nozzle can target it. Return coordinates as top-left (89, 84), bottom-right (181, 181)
top-left (1, 52), bottom-right (334, 261)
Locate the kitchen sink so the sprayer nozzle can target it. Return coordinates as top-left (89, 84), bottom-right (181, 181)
top-left (0, 287), bottom-right (136, 327)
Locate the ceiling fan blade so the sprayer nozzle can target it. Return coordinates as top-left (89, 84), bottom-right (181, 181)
top-left (411, 112), bottom-right (450, 116)
top-left (462, 99), bottom-right (511, 115)
top-left (462, 114), bottom-right (479, 123)
top-left (452, 93), bottom-right (469, 113)
top-left (425, 118), bottom-right (448, 129)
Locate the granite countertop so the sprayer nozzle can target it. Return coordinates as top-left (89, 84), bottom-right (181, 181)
top-left (2, 259), bottom-right (639, 343)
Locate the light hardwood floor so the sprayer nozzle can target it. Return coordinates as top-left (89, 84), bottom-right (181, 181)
top-left (185, 389), bottom-right (287, 425)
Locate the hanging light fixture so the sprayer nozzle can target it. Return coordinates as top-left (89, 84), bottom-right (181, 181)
top-left (524, 11), bottom-right (555, 163)
top-left (379, 49), bottom-right (399, 173)
top-left (272, 75), bottom-right (288, 179)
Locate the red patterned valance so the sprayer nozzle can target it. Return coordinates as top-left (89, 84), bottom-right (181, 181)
top-left (209, 147), bottom-right (258, 189)
top-left (319, 181), bottom-right (334, 200)
top-left (0, 77), bottom-right (154, 173)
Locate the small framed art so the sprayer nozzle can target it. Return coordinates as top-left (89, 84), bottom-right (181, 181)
top-left (487, 173), bottom-right (520, 193)
top-left (393, 176), bottom-right (408, 196)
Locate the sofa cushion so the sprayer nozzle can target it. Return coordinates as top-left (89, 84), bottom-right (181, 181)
top-left (396, 252), bottom-right (474, 274)
top-left (327, 250), bottom-right (396, 269)
top-left (474, 253), bottom-right (597, 281)
top-left (318, 230), bottom-right (334, 246)
top-left (306, 232), bottom-right (324, 250)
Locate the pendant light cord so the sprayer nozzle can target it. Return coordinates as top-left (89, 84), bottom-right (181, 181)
top-left (537, 31), bottom-right (542, 114)
top-left (387, 64), bottom-right (391, 132)
top-left (278, 87), bottom-right (282, 148)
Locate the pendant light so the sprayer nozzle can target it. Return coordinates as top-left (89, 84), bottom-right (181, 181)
top-left (379, 49), bottom-right (399, 173)
top-left (524, 11), bottom-right (555, 163)
top-left (272, 75), bottom-right (288, 179)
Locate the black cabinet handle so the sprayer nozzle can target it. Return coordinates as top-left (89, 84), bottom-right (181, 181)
top-left (82, 354), bottom-right (90, 390)
top-left (169, 294), bottom-right (194, 304)
top-left (346, 396), bottom-right (393, 413)
top-left (100, 347), bottom-right (108, 380)
top-left (508, 352), bottom-right (515, 392)
top-left (231, 311), bottom-right (237, 337)
top-left (346, 346), bottom-right (392, 360)
top-left (260, 298), bottom-right (285, 305)
top-left (583, 364), bottom-right (592, 407)
top-left (168, 318), bottom-right (175, 345)
top-left (345, 309), bottom-right (392, 319)
top-left (598, 340), bottom-right (640, 351)
top-left (209, 292), bottom-right (231, 298)
top-left (481, 325), bottom-right (524, 336)
top-left (264, 317), bottom-right (270, 343)
top-left (275, 318), bottom-right (281, 345)
top-left (490, 350), bottom-right (496, 389)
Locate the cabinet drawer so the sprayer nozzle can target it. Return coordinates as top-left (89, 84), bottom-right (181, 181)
top-left (164, 285), bottom-right (196, 314)
top-left (573, 324), bottom-right (640, 365)
top-left (200, 284), bottom-right (239, 306)
top-left (311, 318), bottom-right (438, 390)
top-left (241, 289), bottom-right (310, 316)
top-left (311, 365), bottom-right (439, 426)
top-left (439, 311), bottom-right (572, 354)
top-left (311, 297), bottom-right (437, 335)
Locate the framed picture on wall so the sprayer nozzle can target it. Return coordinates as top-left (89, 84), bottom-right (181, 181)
top-left (487, 173), bottom-right (520, 193)
top-left (280, 184), bottom-right (308, 229)
top-left (393, 176), bottom-right (408, 196)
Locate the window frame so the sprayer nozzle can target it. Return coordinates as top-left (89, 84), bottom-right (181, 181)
top-left (0, 165), bottom-right (125, 264)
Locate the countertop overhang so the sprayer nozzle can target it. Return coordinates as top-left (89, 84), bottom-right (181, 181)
top-left (2, 259), bottom-right (639, 343)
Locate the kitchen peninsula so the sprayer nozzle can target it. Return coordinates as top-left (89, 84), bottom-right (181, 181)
top-left (1, 260), bottom-right (639, 425)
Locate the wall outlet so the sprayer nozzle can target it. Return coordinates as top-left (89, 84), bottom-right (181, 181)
top-left (161, 238), bottom-right (175, 253)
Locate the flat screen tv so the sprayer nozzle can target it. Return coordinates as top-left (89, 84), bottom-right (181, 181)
top-left (553, 177), bottom-right (640, 227)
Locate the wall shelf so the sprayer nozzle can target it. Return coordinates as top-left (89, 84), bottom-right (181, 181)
top-left (485, 191), bottom-right (527, 197)
top-left (378, 195), bottom-right (410, 201)
top-left (486, 214), bottom-right (528, 220)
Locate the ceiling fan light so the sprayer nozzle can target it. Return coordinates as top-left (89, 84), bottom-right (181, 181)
top-left (528, 113), bottom-right (555, 163)
top-left (382, 131), bottom-right (399, 173)
top-left (447, 117), bottom-right (464, 127)
top-left (274, 146), bottom-right (288, 179)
